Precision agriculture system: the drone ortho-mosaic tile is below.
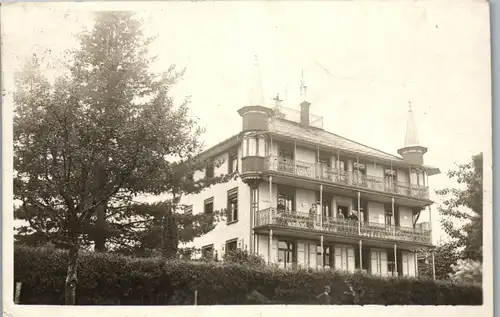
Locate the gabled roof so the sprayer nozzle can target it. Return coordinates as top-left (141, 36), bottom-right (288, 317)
top-left (269, 118), bottom-right (405, 162)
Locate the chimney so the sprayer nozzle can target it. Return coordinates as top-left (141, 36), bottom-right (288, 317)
top-left (300, 101), bottom-right (311, 127)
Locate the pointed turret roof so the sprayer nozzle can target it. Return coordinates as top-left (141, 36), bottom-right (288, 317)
top-left (248, 55), bottom-right (265, 107)
top-left (404, 101), bottom-right (420, 147)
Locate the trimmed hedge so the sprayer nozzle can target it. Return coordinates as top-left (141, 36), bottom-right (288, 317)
top-left (14, 245), bottom-right (482, 305)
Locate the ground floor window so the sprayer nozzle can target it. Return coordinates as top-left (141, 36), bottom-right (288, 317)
top-left (278, 240), bottom-right (295, 268)
top-left (202, 244), bottom-right (214, 260)
top-left (226, 239), bottom-right (238, 253)
top-left (316, 245), bottom-right (331, 267)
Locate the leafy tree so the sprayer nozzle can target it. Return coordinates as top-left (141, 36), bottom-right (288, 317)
top-left (13, 12), bottom-right (222, 304)
top-left (435, 153), bottom-right (483, 262)
top-left (417, 241), bottom-right (460, 280)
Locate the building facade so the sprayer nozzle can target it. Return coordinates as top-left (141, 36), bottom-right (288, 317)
top-left (180, 65), bottom-right (440, 278)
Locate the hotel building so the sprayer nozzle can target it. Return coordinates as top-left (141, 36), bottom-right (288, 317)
top-left (180, 64), bottom-right (439, 278)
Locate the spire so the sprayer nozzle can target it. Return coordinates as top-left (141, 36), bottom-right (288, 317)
top-left (398, 101), bottom-right (427, 165)
top-left (249, 54), bottom-right (265, 107)
top-left (404, 101), bottom-right (420, 147)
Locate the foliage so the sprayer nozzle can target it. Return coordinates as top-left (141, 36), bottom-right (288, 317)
top-left (14, 245), bottom-right (482, 305)
top-left (436, 153), bottom-right (483, 262)
top-left (449, 259), bottom-right (482, 285)
top-left (418, 241), bottom-right (460, 281)
top-left (223, 249), bottom-right (266, 267)
top-left (13, 11), bottom-right (234, 304)
top-left (14, 11), bottom-right (202, 250)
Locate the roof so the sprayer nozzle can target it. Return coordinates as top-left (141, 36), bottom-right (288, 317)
top-left (269, 118), bottom-right (405, 162)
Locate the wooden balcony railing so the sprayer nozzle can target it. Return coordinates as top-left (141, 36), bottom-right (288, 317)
top-left (255, 208), bottom-right (432, 245)
top-left (264, 155), bottom-right (429, 200)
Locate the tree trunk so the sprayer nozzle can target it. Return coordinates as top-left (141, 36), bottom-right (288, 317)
top-left (94, 203), bottom-right (107, 252)
top-left (161, 204), bottom-right (178, 259)
top-left (65, 246), bottom-right (78, 305)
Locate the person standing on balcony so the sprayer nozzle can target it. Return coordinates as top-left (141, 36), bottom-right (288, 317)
top-left (316, 285), bottom-right (331, 305)
top-left (308, 203), bottom-right (317, 229)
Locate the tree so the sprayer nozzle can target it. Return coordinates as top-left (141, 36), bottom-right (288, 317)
top-left (435, 153), bottom-right (483, 262)
top-left (418, 241), bottom-right (460, 280)
top-left (13, 12), bottom-right (207, 304)
top-left (107, 161), bottom-right (237, 258)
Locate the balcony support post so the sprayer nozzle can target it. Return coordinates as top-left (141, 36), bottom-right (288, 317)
top-left (390, 160), bottom-right (394, 193)
top-left (391, 197), bottom-right (396, 238)
top-left (359, 240), bottom-right (363, 272)
top-left (268, 229), bottom-right (273, 264)
top-left (393, 244), bottom-right (398, 276)
top-left (293, 140), bottom-right (297, 174)
top-left (268, 176), bottom-right (273, 224)
top-left (414, 252), bottom-right (419, 277)
top-left (317, 145), bottom-right (320, 179)
top-left (320, 235), bottom-right (324, 268)
top-left (356, 155), bottom-right (360, 184)
top-left (431, 250), bottom-right (436, 280)
top-left (319, 185), bottom-right (323, 228)
top-left (357, 191), bottom-right (361, 235)
top-left (337, 149), bottom-right (340, 181)
top-left (409, 164), bottom-right (413, 196)
top-left (428, 205), bottom-right (433, 243)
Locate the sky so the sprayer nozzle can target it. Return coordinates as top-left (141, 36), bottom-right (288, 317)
top-left (1, 1), bottom-right (492, 245)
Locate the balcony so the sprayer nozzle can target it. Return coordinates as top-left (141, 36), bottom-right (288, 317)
top-left (264, 155), bottom-right (429, 200)
top-left (255, 208), bottom-right (432, 245)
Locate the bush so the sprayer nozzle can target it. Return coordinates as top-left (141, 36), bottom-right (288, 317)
top-left (223, 249), bottom-right (266, 267)
top-left (14, 245), bottom-right (482, 305)
top-left (449, 259), bottom-right (482, 285)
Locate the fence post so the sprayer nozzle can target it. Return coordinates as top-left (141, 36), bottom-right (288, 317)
top-left (194, 289), bottom-right (198, 306)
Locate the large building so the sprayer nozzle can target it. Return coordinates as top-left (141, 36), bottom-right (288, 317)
top-left (180, 63), bottom-right (440, 278)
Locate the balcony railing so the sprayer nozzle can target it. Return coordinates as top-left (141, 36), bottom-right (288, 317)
top-left (255, 208), bottom-right (432, 245)
top-left (264, 155), bottom-right (429, 200)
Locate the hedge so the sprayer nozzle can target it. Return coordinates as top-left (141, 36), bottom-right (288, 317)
top-left (14, 245), bottom-right (482, 305)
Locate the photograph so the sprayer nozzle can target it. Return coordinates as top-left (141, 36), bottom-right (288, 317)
top-left (1, 1), bottom-right (492, 315)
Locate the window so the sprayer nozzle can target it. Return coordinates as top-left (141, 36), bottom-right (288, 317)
top-left (337, 205), bottom-right (349, 218)
top-left (385, 209), bottom-right (393, 226)
top-left (226, 239), bottom-right (238, 253)
top-left (206, 162), bottom-right (214, 178)
top-left (317, 245), bottom-right (331, 267)
top-left (227, 188), bottom-right (238, 223)
top-left (228, 152), bottom-right (238, 173)
top-left (202, 244), bottom-right (214, 260)
top-left (204, 197), bottom-right (214, 214)
top-left (277, 193), bottom-right (294, 213)
top-left (256, 138), bottom-right (259, 156)
top-left (278, 240), bottom-right (295, 268)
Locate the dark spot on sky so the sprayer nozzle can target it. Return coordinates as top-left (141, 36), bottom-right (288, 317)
top-left (436, 25), bottom-right (438, 29)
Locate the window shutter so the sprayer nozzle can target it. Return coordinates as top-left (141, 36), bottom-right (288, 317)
top-left (297, 242), bottom-right (306, 268)
top-left (271, 238), bottom-right (278, 263)
top-left (371, 250), bottom-right (380, 276)
top-left (334, 246), bottom-right (343, 270)
top-left (408, 252), bottom-right (416, 277)
top-left (309, 243), bottom-right (317, 269)
top-left (347, 247), bottom-right (355, 273)
top-left (380, 251), bottom-right (388, 277)
top-left (402, 252), bottom-right (409, 276)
